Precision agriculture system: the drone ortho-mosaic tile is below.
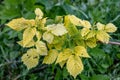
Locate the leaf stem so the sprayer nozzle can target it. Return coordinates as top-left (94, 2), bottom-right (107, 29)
top-left (108, 41), bottom-right (120, 45)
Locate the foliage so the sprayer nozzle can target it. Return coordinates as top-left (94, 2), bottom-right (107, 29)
top-left (0, 0), bottom-right (120, 80)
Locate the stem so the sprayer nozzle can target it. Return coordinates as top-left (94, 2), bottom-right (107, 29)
top-left (108, 41), bottom-right (120, 45)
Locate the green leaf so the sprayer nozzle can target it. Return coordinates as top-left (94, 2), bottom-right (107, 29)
top-left (90, 75), bottom-right (110, 80)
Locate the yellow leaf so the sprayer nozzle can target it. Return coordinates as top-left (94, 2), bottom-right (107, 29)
top-left (6, 18), bottom-right (35, 31)
top-left (17, 40), bottom-right (35, 47)
top-left (35, 8), bottom-right (43, 19)
top-left (96, 22), bottom-right (105, 30)
top-left (64, 16), bottom-right (79, 35)
top-left (59, 60), bottom-right (66, 68)
top-left (43, 32), bottom-right (54, 44)
top-left (46, 24), bottom-right (67, 36)
top-left (66, 15), bottom-right (91, 28)
top-left (21, 49), bottom-right (39, 69)
top-left (67, 55), bottom-right (83, 78)
top-left (81, 28), bottom-right (90, 37)
top-left (35, 41), bottom-right (48, 55)
top-left (54, 42), bottom-right (63, 50)
top-left (80, 20), bottom-right (91, 28)
top-left (86, 30), bottom-right (96, 39)
top-left (23, 27), bottom-right (36, 46)
top-left (74, 46), bottom-right (90, 57)
top-left (105, 23), bottom-right (117, 32)
top-left (56, 49), bottom-right (72, 63)
top-left (36, 31), bottom-right (41, 41)
top-left (85, 37), bottom-right (97, 48)
top-left (96, 30), bottom-right (110, 43)
top-left (43, 49), bottom-right (58, 64)
top-left (68, 15), bottom-right (82, 26)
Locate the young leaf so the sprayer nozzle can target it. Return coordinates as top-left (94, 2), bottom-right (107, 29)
top-left (67, 55), bottom-right (83, 78)
top-left (43, 49), bottom-right (58, 64)
top-left (35, 8), bottom-right (43, 19)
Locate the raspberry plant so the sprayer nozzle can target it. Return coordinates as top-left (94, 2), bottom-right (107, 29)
top-left (6, 8), bottom-right (117, 78)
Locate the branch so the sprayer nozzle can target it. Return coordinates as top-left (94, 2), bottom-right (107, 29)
top-left (108, 41), bottom-right (120, 45)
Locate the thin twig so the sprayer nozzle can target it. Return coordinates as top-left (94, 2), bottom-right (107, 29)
top-left (108, 41), bottom-right (120, 45)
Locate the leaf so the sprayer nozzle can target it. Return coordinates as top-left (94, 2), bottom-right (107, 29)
top-left (59, 60), bottom-right (66, 68)
top-left (35, 41), bottom-right (48, 55)
top-left (67, 15), bottom-right (82, 26)
top-left (43, 32), bottom-right (54, 44)
top-left (90, 75), bottom-right (110, 80)
top-left (81, 28), bottom-right (90, 37)
top-left (85, 38), bottom-right (97, 48)
top-left (66, 15), bottom-right (91, 28)
top-left (6, 18), bottom-right (35, 31)
top-left (56, 49), bottom-right (72, 63)
top-left (35, 31), bottom-right (41, 41)
top-left (17, 40), bottom-right (35, 47)
top-left (35, 8), bottom-right (43, 19)
top-left (46, 24), bottom-right (68, 36)
top-left (96, 30), bottom-right (110, 43)
top-left (96, 22), bottom-right (105, 30)
top-left (80, 20), bottom-right (91, 28)
top-left (105, 23), bottom-right (117, 32)
top-left (67, 55), bottom-right (83, 78)
top-left (64, 16), bottom-right (78, 35)
top-left (86, 30), bottom-right (96, 39)
top-left (43, 49), bottom-right (58, 64)
top-left (21, 49), bottom-right (39, 69)
top-left (74, 46), bottom-right (90, 57)
top-left (23, 27), bottom-right (36, 46)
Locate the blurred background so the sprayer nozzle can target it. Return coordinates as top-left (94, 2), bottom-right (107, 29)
top-left (0, 0), bottom-right (120, 80)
